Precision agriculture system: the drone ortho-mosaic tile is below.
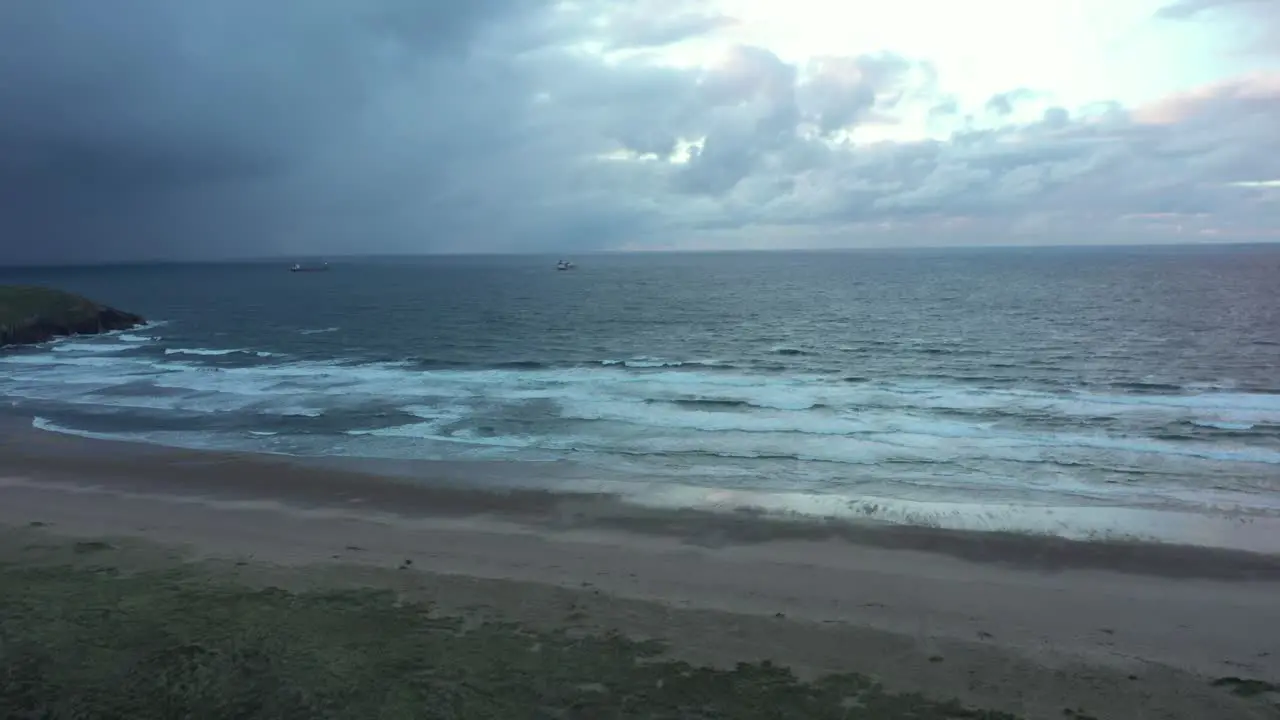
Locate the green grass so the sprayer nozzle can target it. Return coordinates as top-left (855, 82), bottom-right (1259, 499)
top-left (0, 560), bottom-right (1023, 720)
top-left (0, 285), bottom-right (101, 330)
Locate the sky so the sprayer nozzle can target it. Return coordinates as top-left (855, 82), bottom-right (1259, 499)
top-left (0, 0), bottom-right (1277, 263)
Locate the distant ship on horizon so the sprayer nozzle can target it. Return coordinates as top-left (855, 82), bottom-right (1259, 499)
top-left (556, 259), bottom-right (576, 271)
top-left (290, 262), bottom-right (330, 273)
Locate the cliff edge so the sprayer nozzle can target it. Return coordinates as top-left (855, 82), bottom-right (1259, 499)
top-left (0, 285), bottom-right (145, 347)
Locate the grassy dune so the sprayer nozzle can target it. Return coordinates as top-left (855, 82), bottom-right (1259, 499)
top-left (0, 285), bottom-right (99, 327)
top-left (0, 541), bottom-right (1020, 720)
top-left (0, 285), bottom-right (143, 346)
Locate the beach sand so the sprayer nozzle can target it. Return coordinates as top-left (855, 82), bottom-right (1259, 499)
top-left (2, 417), bottom-right (1278, 719)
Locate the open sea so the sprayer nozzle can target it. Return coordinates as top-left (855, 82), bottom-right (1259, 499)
top-left (4, 246), bottom-right (1280, 548)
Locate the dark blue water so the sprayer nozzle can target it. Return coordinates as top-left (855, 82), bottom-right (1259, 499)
top-left (4, 247), bottom-right (1280, 544)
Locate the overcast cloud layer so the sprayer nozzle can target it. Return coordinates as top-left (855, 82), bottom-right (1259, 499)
top-left (0, 0), bottom-right (1277, 263)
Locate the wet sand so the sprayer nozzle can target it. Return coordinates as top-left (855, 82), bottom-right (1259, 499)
top-left (2, 418), bottom-right (1279, 719)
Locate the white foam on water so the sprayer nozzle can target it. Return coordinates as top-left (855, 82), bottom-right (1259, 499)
top-left (346, 422), bottom-right (443, 438)
top-left (299, 327), bottom-right (340, 335)
top-left (164, 348), bottom-right (276, 357)
top-left (6, 351), bottom-right (1279, 444)
top-left (1, 354), bottom-right (132, 367)
top-left (524, 369), bottom-right (856, 413)
top-left (598, 482), bottom-right (1280, 554)
top-left (600, 357), bottom-right (730, 369)
top-left (1192, 419), bottom-right (1257, 431)
top-left (28, 398), bottom-right (1280, 552)
top-left (32, 416), bottom-right (303, 457)
top-left (51, 341), bottom-right (139, 354)
top-left (8, 347), bottom-right (1280, 524)
top-left (56, 321), bottom-right (167, 344)
top-left (769, 345), bottom-right (813, 356)
top-left (346, 407), bottom-right (466, 438)
top-left (343, 406), bottom-right (532, 450)
top-left (422, 428), bottom-right (533, 448)
top-left (558, 397), bottom-right (864, 436)
top-left (92, 321), bottom-right (167, 344)
top-left (1047, 432), bottom-right (1280, 464)
top-left (1052, 392), bottom-right (1280, 427)
top-left (546, 393), bottom-right (1280, 465)
top-left (402, 404), bottom-right (464, 420)
top-left (272, 408), bottom-right (325, 418)
top-left (32, 416), bottom-right (128, 442)
top-left (572, 430), bottom-right (948, 466)
top-left (342, 423), bottom-right (536, 452)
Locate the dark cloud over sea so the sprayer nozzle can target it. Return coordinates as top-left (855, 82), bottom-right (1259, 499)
top-left (0, 0), bottom-right (1277, 264)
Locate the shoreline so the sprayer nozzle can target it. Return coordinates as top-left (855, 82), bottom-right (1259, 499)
top-left (3, 414), bottom-right (1280, 718)
top-left (5, 414), bottom-right (1280, 579)
top-left (10, 325), bottom-right (1280, 557)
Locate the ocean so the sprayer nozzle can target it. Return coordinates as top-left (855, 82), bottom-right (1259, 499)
top-left (4, 246), bottom-right (1280, 548)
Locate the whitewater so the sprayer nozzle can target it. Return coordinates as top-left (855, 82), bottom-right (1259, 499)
top-left (3, 248), bottom-right (1278, 548)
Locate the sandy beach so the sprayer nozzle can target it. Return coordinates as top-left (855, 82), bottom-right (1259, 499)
top-left (2, 418), bottom-right (1278, 719)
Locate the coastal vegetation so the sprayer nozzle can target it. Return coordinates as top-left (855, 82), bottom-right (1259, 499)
top-left (0, 537), bottom-right (1022, 720)
top-left (0, 285), bottom-right (144, 346)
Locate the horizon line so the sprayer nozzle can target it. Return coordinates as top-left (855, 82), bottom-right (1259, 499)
top-left (2, 239), bottom-right (1278, 270)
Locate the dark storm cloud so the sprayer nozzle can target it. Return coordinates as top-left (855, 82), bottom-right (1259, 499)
top-left (669, 49), bottom-right (927, 196)
top-left (0, 0), bottom-right (554, 263)
top-left (729, 73), bottom-right (1280, 241)
top-left (0, 1), bottom-right (519, 181)
top-left (672, 46), bottom-right (800, 195)
top-left (798, 53), bottom-right (915, 134)
top-left (2, 0), bottom-right (1277, 263)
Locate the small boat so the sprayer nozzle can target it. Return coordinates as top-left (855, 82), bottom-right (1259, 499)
top-left (556, 260), bottom-right (576, 271)
top-left (290, 262), bottom-right (330, 273)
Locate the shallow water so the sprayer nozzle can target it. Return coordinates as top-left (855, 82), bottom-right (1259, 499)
top-left (4, 246), bottom-right (1279, 541)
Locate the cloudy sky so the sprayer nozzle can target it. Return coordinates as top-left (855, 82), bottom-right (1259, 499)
top-left (1, 0), bottom-right (1277, 263)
